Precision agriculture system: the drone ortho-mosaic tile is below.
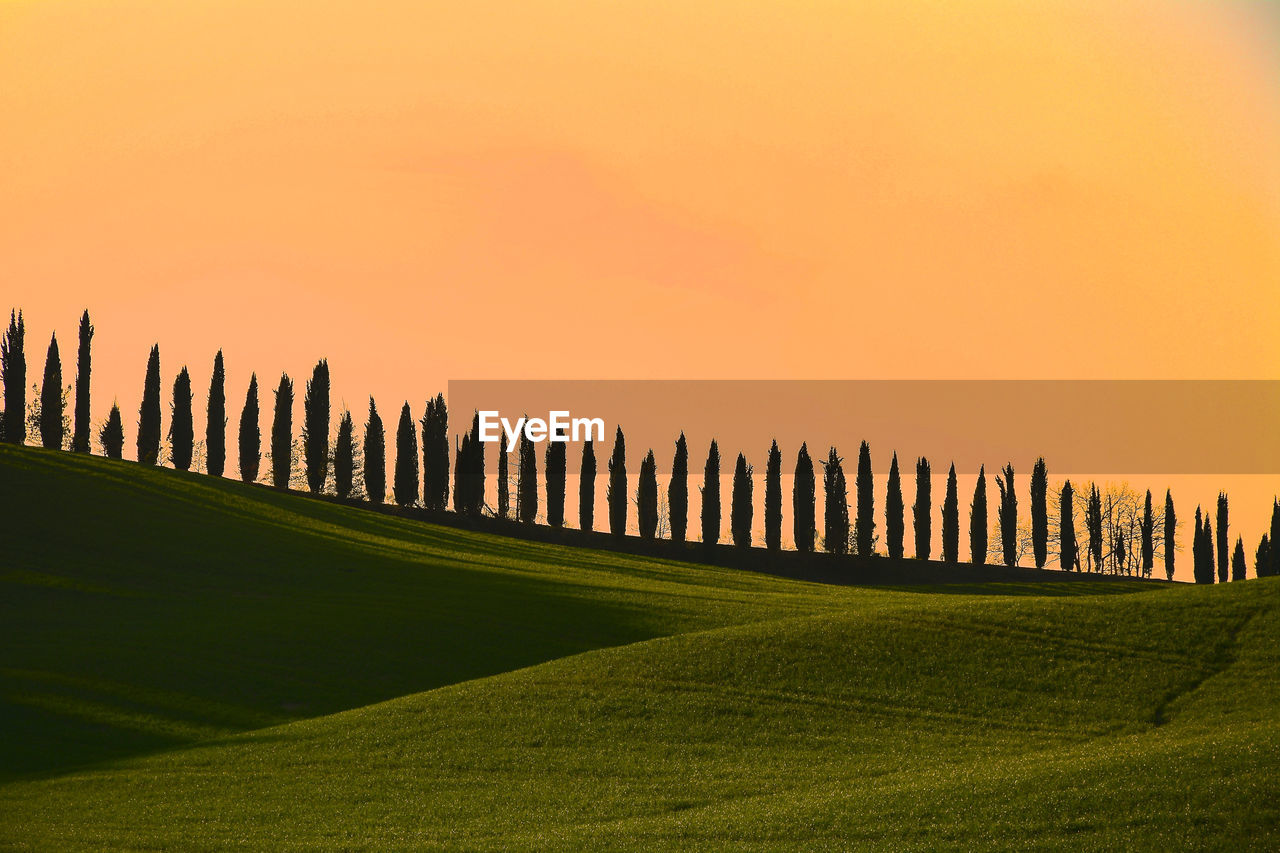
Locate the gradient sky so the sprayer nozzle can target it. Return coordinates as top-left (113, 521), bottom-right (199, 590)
top-left (2, 1), bottom-right (1279, 571)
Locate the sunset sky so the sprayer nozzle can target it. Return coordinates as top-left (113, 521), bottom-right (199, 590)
top-left (2, 1), bottom-right (1279, 568)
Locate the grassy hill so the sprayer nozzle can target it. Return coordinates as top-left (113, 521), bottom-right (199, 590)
top-left (2, 445), bottom-right (1277, 849)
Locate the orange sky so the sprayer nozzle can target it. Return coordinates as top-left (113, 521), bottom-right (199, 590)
top-left (2, 0), bottom-right (1279, 573)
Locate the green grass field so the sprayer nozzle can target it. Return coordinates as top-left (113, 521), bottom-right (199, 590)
top-left (2, 444), bottom-right (1277, 850)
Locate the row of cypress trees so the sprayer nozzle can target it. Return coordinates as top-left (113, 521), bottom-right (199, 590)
top-left (6, 307), bottom-right (1280, 579)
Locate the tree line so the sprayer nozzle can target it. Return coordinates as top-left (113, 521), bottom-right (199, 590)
top-left (4, 308), bottom-right (1279, 582)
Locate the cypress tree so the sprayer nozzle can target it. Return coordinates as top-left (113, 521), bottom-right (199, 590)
top-left (334, 410), bottom-right (354, 499)
top-left (2, 310), bottom-right (26, 444)
top-left (1164, 490), bottom-right (1176, 581)
top-left (942, 463), bottom-right (959, 563)
top-left (1269, 499), bottom-right (1280, 579)
top-left (302, 359), bottom-right (330, 494)
top-left (1084, 484), bottom-right (1103, 571)
top-left (638, 449), bottom-right (658, 539)
top-left (1232, 536), bottom-right (1246, 581)
top-left (72, 310), bottom-right (93, 453)
top-left (854, 440), bottom-right (875, 556)
top-left (793, 442), bottom-right (816, 553)
top-left (39, 334), bottom-right (63, 450)
top-left (701, 439), bottom-right (720, 545)
top-left (1192, 507), bottom-right (1210, 584)
top-left (970, 465), bottom-right (988, 564)
top-left (730, 452), bottom-right (753, 548)
top-left (393, 402), bottom-right (418, 507)
top-left (421, 395), bottom-right (450, 511)
top-left (995, 463), bottom-right (1016, 567)
top-left (1060, 481), bottom-right (1076, 571)
top-left (579, 439), bottom-right (596, 531)
top-left (1204, 514), bottom-right (1216, 582)
top-left (885, 452), bottom-right (904, 560)
top-left (99, 402), bottom-right (124, 459)
top-left (761, 440), bottom-right (782, 551)
top-left (238, 374), bottom-right (261, 484)
top-left (669, 432), bottom-right (689, 543)
top-left (169, 367), bottom-right (194, 471)
top-left (462, 411), bottom-right (484, 515)
top-left (137, 345), bottom-right (162, 465)
top-left (206, 350), bottom-right (226, 476)
top-left (1141, 490), bottom-right (1154, 576)
top-left (270, 374), bottom-right (294, 489)
top-left (913, 457), bottom-right (931, 560)
top-left (453, 432), bottom-right (469, 514)
top-left (546, 438), bottom-right (567, 527)
top-left (363, 397), bottom-right (385, 504)
top-left (822, 447), bottom-right (849, 555)
top-left (497, 429), bottom-right (510, 518)
top-left (1030, 458), bottom-right (1048, 569)
top-left (518, 426), bottom-right (538, 523)
top-left (1215, 492), bottom-right (1229, 584)
top-left (1257, 535), bottom-right (1271, 579)
top-left (607, 426), bottom-right (626, 535)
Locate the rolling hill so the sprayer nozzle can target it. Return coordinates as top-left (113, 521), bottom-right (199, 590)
top-left (2, 445), bottom-right (1276, 850)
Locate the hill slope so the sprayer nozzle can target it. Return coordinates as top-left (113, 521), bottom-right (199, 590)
top-left (3, 446), bottom-right (1276, 850)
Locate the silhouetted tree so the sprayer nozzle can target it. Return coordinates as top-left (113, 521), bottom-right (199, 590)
top-left (793, 442), bottom-right (815, 553)
top-left (39, 334), bottom-right (63, 449)
top-left (546, 439), bottom-right (567, 527)
top-left (456, 411), bottom-right (485, 516)
top-left (885, 452), bottom-right (904, 560)
top-left (169, 367), bottom-right (193, 471)
top-left (1141, 490), bottom-right (1154, 576)
top-left (1215, 492), bottom-right (1229, 584)
top-left (334, 410), bottom-right (354, 499)
top-left (970, 466), bottom-right (987, 564)
top-left (1030, 458), bottom-right (1048, 569)
top-left (1060, 481), bottom-right (1077, 571)
top-left (137, 345), bottom-right (162, 465)
top-left (497, 430), bottom-right (510, 518)
top-left (363, 397), bottom-right (385, 504)
top-left (518, 426), bottom-right (538, 523)
top-left (270, 374), bottom-right (293, 489)
top-left (1192, 507), bottom-right (1212, 584)
top-left (822, 447), bottom-right (849, 555)
top-left (238, 374), bottom-right (261, 483)
top-left (393, 402), bottom-right (418, 506)
top-left (913, 457), bottom-right (931, 560)
top-left (607, 427), bottom-right (626, 536)
top-left (942, 463), bottom-right (959, 563)
top-left (206, 351), bottom-right (226, 476)
top-left (1269, 500), bottom-right (1280, 579)
top-left (1258, 534), bottom-right (1271, 579)
top-left (638, 449), bottom-right (658, 539)
top-left (238, 374), bottom-right (260, 483)
top-left (1164, 490), bottom-right (1176, 580)
top-left (453, 432), bottom-right (470, 514)
top-left (701, 439), bottom-right (720, 545)
top-left (855, 441), bottom-right (874, 556)
top-left (1232, 536), bottom-right (1246, 581)
top-left (421, 394), bottom-right (450, 511)
top-left (669, 432), bottom-right (689, 543)
top-left (995, 463), bottom-right (1016, 567)
top-left (72, 311), bottom-right (93, 453)
top-left (1086, 484), bottom-right (1103, 571)
top-left (731, 452), bottom-right (753, 548)
top-left (2, 310), bottom-right (26, 444)
top-left (579, 439), bottom-right (596, 531)
top-left (99, 402), bottom-right (124, 459)
top-left (302, 359), bottom-right (330, 494)
top-left (764, 440), bottom-right (782, 551)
